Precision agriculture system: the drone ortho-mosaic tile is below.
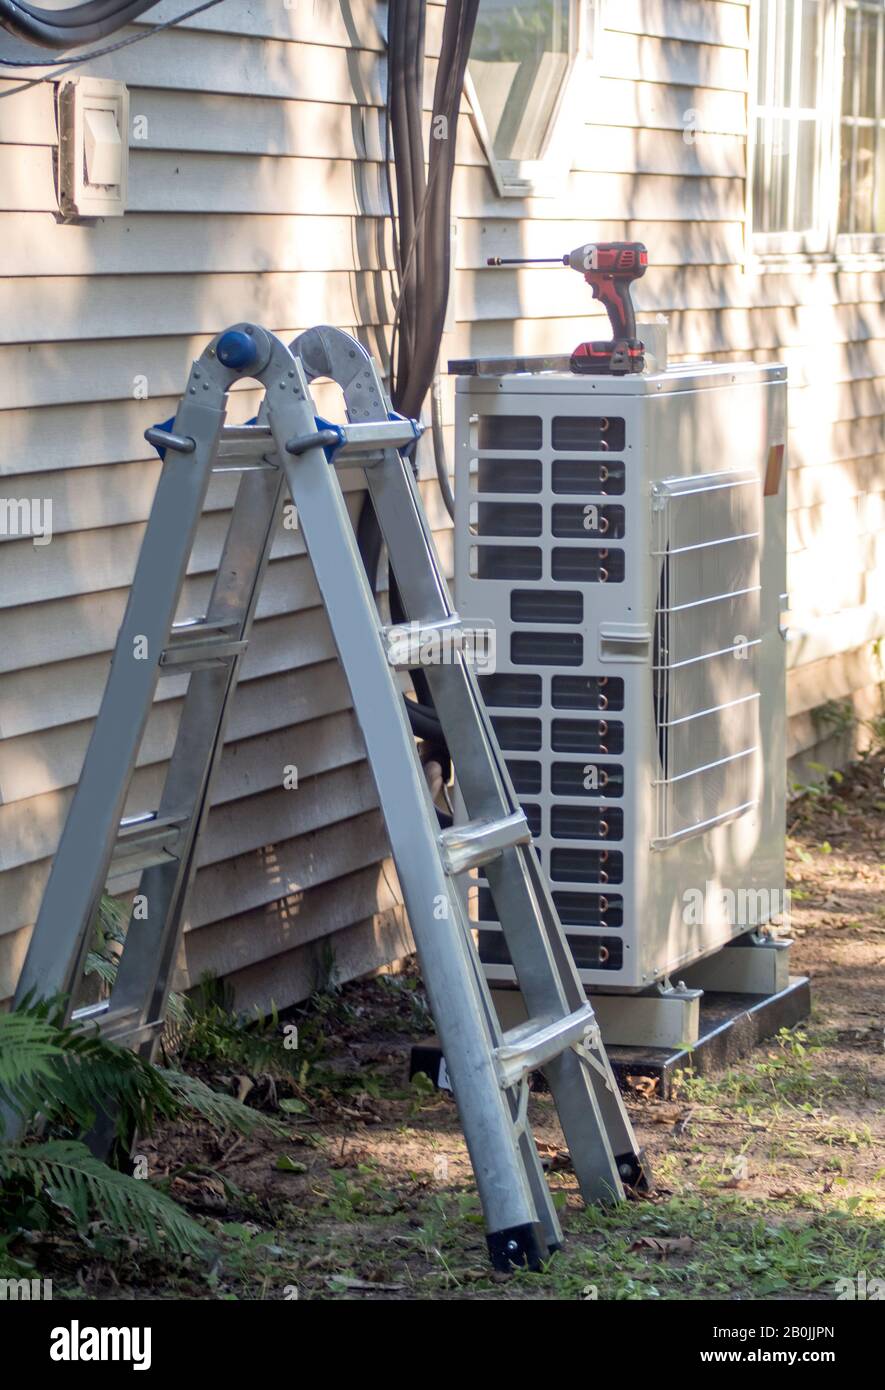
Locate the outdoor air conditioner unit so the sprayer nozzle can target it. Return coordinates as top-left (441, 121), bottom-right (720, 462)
top-left (453, 360), bottom-right (789, 994)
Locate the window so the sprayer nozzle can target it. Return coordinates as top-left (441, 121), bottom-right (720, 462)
top-left (839, 1), bottom-right (885, 234)
top-left (467, 0), bottom-right (601, 196)
top-left (753, 0), bottom-right (828, 245)
top-left (752, 0), bottom-right (885, 257)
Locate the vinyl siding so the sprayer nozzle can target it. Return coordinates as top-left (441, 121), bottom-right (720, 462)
top-left (1, 0), bottom-right (882, 1010)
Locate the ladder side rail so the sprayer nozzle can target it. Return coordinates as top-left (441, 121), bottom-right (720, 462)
top-left (357, 443), bottom-right (631, 1196)
top-left (297, 331), bottom-right (641, 1192)
top-left (12, 394), bottom-right (227, 1014)
top-left (325, 355), bottom-right (583, 1009)
top-left (290, 329), bottom-right (563, 1250)
top-left (510, 847), bottom-right (642, 1160)
top-left (263, 350), bottom-right (550, 1254)
top-left (460, 913), bottom-right (565, 1253)
top-left (110, 465), bottom-right (286, 1043)
top-left (289, 330), bottom-right (567, 1008)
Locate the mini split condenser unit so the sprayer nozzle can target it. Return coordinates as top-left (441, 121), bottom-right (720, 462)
top-left (453, 361), bottom-right (789, 993)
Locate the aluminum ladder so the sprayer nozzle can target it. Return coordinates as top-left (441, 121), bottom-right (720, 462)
top-left (13, 321), bottom-right (648, 1270)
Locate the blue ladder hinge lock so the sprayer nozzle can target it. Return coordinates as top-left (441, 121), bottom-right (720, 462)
top-left (215, 329), bottom-right (260, 371)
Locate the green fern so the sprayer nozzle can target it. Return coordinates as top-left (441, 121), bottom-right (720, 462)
top-left (163, 1070), bottom-right (288, 1137)
top-left (0, 1006), bottom-right (286, 1146)
top-left (0, 1141), bottom-right (208, 1256)
top-left (0, 1011), bottom-right (66, 1099)
top-left (174, 976), bottom-right (289, 1074)
top-left (83, 952), bottom-right (118, 987)
top-left (0, 1006), bottom-right (177, 1141)
top-left (0, 995), bottom-right (288, 1269)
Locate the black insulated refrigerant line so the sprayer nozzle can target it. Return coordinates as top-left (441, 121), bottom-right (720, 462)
top-left (360, 0), bottom-right (479, 770)
top-left (0, 0), bottom-right (162, 48)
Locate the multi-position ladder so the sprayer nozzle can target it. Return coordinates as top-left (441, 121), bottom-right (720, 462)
top-left (13, 322), bottom-right (647, 1270)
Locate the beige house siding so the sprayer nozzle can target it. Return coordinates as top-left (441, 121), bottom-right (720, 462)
top-left (0, 0), bottom-right (416, 1012)
top-left (0, 0), bottom-right (881, 1009)
top-left (445, 0), bottom-right (884, 786)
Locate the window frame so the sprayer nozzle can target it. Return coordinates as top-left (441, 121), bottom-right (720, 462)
top-left (466, 0), bottom-right (602, 199)
top-left (748, 0), bottom-right (885, 266)
top-left (835, 0), bottom-right (885, 257)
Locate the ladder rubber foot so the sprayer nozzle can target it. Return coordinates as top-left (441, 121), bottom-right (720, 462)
top-left (486, 1221), bottom-right (549, 1273)
top-left (615, 1147), bottom-right (653, 1194)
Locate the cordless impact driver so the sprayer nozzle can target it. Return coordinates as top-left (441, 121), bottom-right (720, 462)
top-left (487, 241), bottom-right (649, 376)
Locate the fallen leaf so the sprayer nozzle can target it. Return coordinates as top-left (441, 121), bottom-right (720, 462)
top-left (629, 1235), bottom-right (695, 1257)
top-left (626, 1074), bottom-right (659, 1098)
top-left (649, 1103), bottom-right (683, 1126)
top-left (329, 1147), bottom-right (372, 1169)
top-left (305, 1253), bottom-right (338, 1271)
top-left (536, 1142), bottom-right (572, 1171)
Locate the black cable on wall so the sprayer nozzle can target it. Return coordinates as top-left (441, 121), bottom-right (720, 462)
top-left (359, 0), bottom-right (479, 766)
top-left (388, 0), bottom-right (479, 420)
top-left (1, 0), bottom-right (162, 48)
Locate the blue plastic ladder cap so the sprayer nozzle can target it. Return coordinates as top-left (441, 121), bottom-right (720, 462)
top-left (216, 329), bottom-right (259, 371)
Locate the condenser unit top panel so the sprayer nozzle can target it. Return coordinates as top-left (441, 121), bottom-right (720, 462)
top-left (454, 362), bottom-right (786, 397)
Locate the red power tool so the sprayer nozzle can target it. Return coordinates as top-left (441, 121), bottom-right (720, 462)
top-left (487, 241), bottom-right (649, 376)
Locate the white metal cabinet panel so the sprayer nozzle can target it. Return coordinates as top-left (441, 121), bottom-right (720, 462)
top-left (454, 361), bottom-right (787, 991)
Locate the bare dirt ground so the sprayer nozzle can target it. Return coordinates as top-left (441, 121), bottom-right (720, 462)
top-left (43, 753), bottom-right (885, 1300)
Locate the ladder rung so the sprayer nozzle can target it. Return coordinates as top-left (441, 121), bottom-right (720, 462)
top-left (108, 811), bottom-right (188, 879)
top-left (212, 461), bottom-right (279, 473)
top-left (333, 419), bottom-right (422, 460)
top-left (215, 425), bottom-right (280, 469)
top-left (286, 418), bottom-right (422, 463)
top-left (384, 614), bottom-right (464, 671)
top-left (71, 1000), bottom-right (164, 1047)
top-left (160, 619), bottom-right (247, 672)
top-left (72, 999), bottom-right (135, 1030)
top-left (494, 1002), bottom-right (598, 1089)
top-left (438, 809), bottom-right (531, 875)
top-left (170, 617), bottom-right (235, 635)
top-left (104, 1015), bottom-right (166, 1047)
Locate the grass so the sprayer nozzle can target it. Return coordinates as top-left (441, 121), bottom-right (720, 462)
top-left (21, 990), bottom-right (883, 1299)
top-left (14, 736), bottom-right (885, 1300)
top-left (277, 1184), bottom-right (884, 1302)
top-left (547, 1198), bottom-right (884, 1301)
top-left (676, 1026), bottom-right (848, 1110)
